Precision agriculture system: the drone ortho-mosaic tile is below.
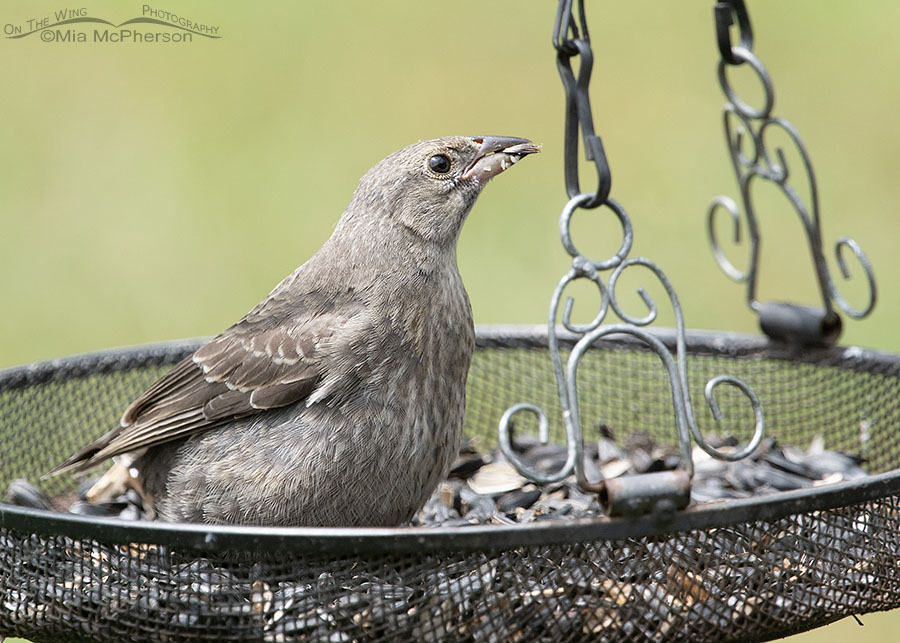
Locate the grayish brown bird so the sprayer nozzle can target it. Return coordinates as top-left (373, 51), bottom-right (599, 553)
top-left (50, 136), bottom-right (539, 526)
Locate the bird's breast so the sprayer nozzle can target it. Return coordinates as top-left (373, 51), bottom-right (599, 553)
top-left (357, 268), bottom-right (474, 503)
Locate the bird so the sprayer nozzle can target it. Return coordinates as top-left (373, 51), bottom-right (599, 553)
top-left (49, 136), bottom-right (540, 527)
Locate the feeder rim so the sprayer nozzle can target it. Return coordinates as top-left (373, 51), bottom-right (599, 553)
top-left (1, 325), bottom-right (898, 555)
top-left (2, 472), bottom-right (898, 555)
top-left (2, 324), bottom-right (897, 392)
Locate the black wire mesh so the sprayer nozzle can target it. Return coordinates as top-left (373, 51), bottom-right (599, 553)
top-left (2, 326), bottom-right (900, 642)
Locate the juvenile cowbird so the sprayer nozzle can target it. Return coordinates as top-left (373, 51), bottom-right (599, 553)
top-left (50, 136), bottom-right (539, 526)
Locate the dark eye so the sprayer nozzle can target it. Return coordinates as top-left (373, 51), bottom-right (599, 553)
top-left (428, 154), bottom-right (452, 174)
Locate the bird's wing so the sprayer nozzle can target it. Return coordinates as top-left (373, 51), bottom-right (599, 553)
top-left (51, 292), bottom-right (365, 474)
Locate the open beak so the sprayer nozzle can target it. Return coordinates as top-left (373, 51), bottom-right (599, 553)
top-left (461, 136), bottom-right (540, 182)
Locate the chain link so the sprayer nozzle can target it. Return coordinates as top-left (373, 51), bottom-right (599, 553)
top-left (714, 0), bottom-right (754, 65)
top-left (554, 0), bottom-right (610, 208)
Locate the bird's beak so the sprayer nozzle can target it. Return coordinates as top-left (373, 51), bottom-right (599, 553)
top-left (461, 136), bottom-right (541, 182)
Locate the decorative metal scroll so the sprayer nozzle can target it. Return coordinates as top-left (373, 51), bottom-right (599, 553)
top-left (498, 0), bottom-right (764, 518)
top-left (708, 0), bottom-right (877, 346)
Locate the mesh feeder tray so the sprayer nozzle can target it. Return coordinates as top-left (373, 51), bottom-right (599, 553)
top-left (2, 327), bottom-right (900, 642)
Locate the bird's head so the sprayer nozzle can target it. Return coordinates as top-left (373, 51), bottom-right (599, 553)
top-left (349, 136), bottom-right (540, 245)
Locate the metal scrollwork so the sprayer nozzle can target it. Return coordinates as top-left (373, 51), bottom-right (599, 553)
top-left (499, 190), bottom-right (765, 514)
top-left (708, 0), bottom-right (877, 345)
top-left (499, 0), bottom-right (766, 517)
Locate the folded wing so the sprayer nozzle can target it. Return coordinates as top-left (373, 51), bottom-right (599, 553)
top-left (51, 292), bottom-right (364, 475)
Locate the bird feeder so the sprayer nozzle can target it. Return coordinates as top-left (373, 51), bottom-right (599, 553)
top-left (1, 2), bottom-right (896, 642)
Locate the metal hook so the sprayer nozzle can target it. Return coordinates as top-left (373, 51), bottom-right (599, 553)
top-left (707, 196), bottom-right (752, 283)
top-left (555, 0), bottom-right (611, 207)
top-left (714, 0), bottom-right (753, 65)
top-left (831, 237), bottom-right (877, 319)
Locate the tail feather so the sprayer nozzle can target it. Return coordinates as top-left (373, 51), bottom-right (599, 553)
top-left (42, 433), bottom-right (116, 478)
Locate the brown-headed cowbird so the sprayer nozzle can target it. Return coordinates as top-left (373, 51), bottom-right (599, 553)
top-left (49, 136), bottom-right (539, 526)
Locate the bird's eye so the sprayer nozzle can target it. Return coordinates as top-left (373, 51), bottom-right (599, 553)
top-left (428, 154), bottom-right (452, 174)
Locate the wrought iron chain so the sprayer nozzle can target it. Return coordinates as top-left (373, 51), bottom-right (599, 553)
top-left (554, 0), bottom-right (610, 208)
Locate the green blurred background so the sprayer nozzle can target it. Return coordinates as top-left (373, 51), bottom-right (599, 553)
top-left (2, 1), bottom-right (899, 640)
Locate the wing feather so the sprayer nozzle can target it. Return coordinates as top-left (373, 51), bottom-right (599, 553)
top-left (49, 291), bottom-right (366, 475)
